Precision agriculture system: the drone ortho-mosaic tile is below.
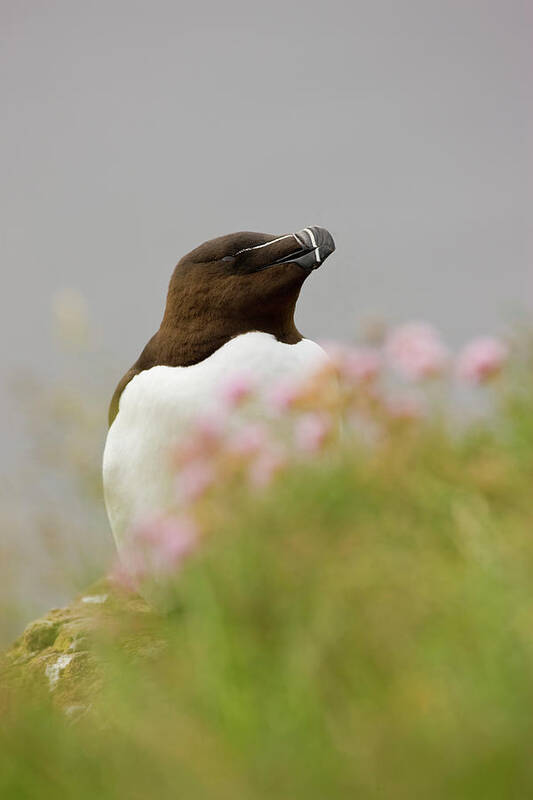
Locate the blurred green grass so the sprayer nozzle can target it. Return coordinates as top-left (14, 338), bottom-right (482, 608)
top-left (2, 355), bottom-right (533, 799)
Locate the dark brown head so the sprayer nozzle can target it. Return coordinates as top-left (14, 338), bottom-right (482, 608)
top-left (161, 226), bottom-right (336, 355)
top-left (109, 227), bottom-right (335, 425)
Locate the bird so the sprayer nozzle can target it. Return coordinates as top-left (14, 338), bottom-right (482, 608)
top-left (102, 226), bottom-right (336, 554)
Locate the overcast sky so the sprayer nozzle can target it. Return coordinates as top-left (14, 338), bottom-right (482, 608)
top-left (2, 0), bottom-right (532, 457)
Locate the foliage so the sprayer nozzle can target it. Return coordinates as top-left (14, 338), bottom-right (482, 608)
top-left (1, 329), bottom-right (532, 799)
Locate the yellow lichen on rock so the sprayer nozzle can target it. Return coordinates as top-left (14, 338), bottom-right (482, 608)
top-left (1, 579), bottom-right (155, 713)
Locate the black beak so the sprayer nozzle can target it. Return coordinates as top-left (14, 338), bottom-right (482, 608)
top-left (273, 226), bottom-right (336, 272)
top-left (294, 226), bottom-right (336, 271)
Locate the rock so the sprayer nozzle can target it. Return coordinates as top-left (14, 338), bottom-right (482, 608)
top-left (23, 618), bottom-right (61, 652)
top-left (0, 579), bottom-right (157, 713)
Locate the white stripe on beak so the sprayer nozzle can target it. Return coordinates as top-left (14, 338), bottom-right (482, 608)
top-left (234, 233), bottom-right (301, 257)
top-left (303, 227), bottom-right (321, 265)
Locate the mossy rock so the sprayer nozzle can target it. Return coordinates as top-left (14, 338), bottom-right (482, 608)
top-left (22, 618), bottom-right (62, 652)
top-left (0, 580), bottom-right (158, 714)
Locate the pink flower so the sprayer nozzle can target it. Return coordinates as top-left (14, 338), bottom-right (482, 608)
top-left (456, 337), bottom-right (508, 384)
top-left (248, 446), bottom-right (287, 488)
top-left (147, 516), bottom-right (198, 570)
top-left (319, 340), bottom-right (381, 384)
top-left (108, 550), bottom-right (146, 593)
top-left (226, 423), bottom-right (268, 458)
top-left (268, 379), bottom-right (301, 413)
top-left (385, 395), bottom-right (424, 421)
top-left (175, 415), bottom-right (225, 465)
top-left (319, 340), bottom-right (349, 367)
top-left (294, 413), bottom-right (332, 454)
top-left (113, 515), bottom-right (199, 586)
top-left (177, 459), bottom-right (216, 503)
top-left (342, 347), bottom-right (381, 383)
top-left (385, 323), bottom-right (449, 380)
top-left (222, 373), bottom-right (255, 407)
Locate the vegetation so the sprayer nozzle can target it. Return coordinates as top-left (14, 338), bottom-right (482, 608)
top-left (1, 325), bottom-right (532, 798)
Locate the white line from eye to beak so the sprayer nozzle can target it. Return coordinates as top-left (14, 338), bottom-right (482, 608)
top-left (303, 227), bottom-right (321, 265)
top-left (234, 233), bottom-right (300, 257)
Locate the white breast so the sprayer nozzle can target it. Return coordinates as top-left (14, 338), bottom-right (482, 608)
top-left (102, 332), bottom-right (328, 552)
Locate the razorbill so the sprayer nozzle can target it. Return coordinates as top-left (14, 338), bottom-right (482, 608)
top-left (103, 226), bottom-right (336, 553)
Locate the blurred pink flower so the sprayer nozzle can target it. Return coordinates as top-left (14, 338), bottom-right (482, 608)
top-left (294, 413), bottom-right (332, 454)
top-left (386, 395), bottom-right (424, 421)
top-left (110, 515), bottom-right (198, 589)
top-left (175, 415), bottom-right (225, 465)
top-left (268, 379), bottom-right (301, 413)
top-left (456, 337), bottom-right (508, 384)
top-left (248, 446), bottom-right (287, 488)
top-left (177, 459), bottom-right (216, 503)
top-left (109, 550), bottom-right (146, 593)
top-left (342, 347), bottom-right (382, 383)
top-left (319, 340), bottom-right (349, 367)
top-left (385, 323), bottom-right (449, 380)
top-left (222, 373), bottom-right (255, 407)
top-left (147, 516), bottom-right (198, 570)
top-left (226, 422), bottom-right (268, 458)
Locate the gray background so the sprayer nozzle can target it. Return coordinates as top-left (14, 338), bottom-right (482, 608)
top-left (0, 0), bottom-right (531, 624)
top-left (2, 0), bottom-right (531, 380)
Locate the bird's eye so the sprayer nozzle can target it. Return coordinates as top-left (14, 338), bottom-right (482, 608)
top-left (222, 255), bottom-right (235, 262)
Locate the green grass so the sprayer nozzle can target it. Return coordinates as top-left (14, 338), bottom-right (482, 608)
top-left (2, 370), bottom-right (533, 799)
